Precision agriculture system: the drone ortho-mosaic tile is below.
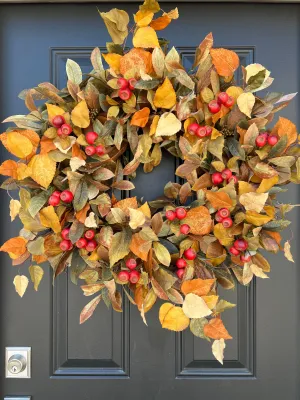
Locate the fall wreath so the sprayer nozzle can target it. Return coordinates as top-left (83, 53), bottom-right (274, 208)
top-left (0, 0), bottom-right (298, 364)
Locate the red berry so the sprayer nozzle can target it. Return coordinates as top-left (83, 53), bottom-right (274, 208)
top-left (217, 208), bottom-right (230, 219)
top-left (85, 146), bottom-right (96, 156)
top-left (76, 237), bottom-right (88, 249)
top-left (255, 134), bottom-right (267, 148)
top-left (95, 145), bottom-right (106, 156)
top-left (221, 168), bottom-right (232, 180)
top-left (60, 190), bottom-right (74, 203)
top-left (234, 239), bottom-right (248, 251)
top-left (215, 214), bottom-right (224, 223)
top-left (176, 268), bottom-right (185, 279)
top-left (48, 194), bottom-right (60, 206)
top-left (222, 217), bottom-right (233, 228)
top-left (85, 239), bottom-right (98, 252)
top-left (85, 131), bottom-right (98, 145)
top-left (60, 239), bottom-right (72, 251)
top-left (52, 190), bottom-right (61, 197)
top-left (212, 172), bottom-right (223, 186)
top-left (229, 175), bottom-right (238, 185)
top-left (125, 258), bottom-right (137, 270)
top-left (184, 248), bottom-right (197, 261)
top-left (176, 258), bottom-right (187, 269)
top-left (259, 132), bottom-right (268, 139)
top-left (205, 126), bottom-right (212, 136)
top-left (180, 224), bottom-right (190, 235)
top-left (128, 78), bottom-right (137, 90)
top-left (117, 77), bottom-right (129, 89)
top-left (129, 270), bottom-right (140, 284)
top-left (175, 207), bottom-right (187, 220)
top-left (188, 123), bottom-right (200, 135)
top-left (224, 96), bottom-right (235, 108)
top-left (217, 92), bottom-right (229, 105)
top-left (84, 230), bottom-right (95, 240)
top-left (196, 126), bottom-right (207, 138)
top-left (61, 227), bottom-right (70, 240)
top-left (57, 128), bottom-right (63, 137)
top-left (60, 123), bottom-right (72, 136)
top-left (119, 88), bottom-right (132, 101)
top-left (267, 135), bottom-right (278, 146)
top-left (240, 253), bottom-right (251, 263)
top-left (208, 100), bottom-right (221, 114)
top-left (52, 115), bottom-right (65, 128)
top-left (229, 246), bottom-right (240, 256)
top-left (166, 210), bottom-right (177, 221)
top-left (118, 270), bottom-right (130, 283)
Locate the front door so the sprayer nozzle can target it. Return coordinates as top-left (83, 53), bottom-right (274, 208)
top-left (0, 2), bottom-right (299, 399)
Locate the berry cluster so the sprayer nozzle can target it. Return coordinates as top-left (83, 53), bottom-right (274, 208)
top-left (175, 248), bottom-right (197, 279)
top-left (188, 123), bottom-right (212, 138)
top-left (59, 228), bottom-right (98, 252)
top-left (208, 92), bottom-right (235, 114)
top-left (166, 207), bottom-right (191, 235)
top-left (48, 189), bottom-right (74, 206)
top-left (215, 208), bottom-right (233, 228)
top-left (229, 238), bottom-right (250, 263)
top-left (117, 258), bottom-right (141, 284)
top-left (255, 131), bottom-right (278, 148)
top-left (52, 115), bottom-right (73, 137)
top-left (85, 131), bottom-right (106, 156)
top-left (212, 168), bottom-right (238, 186)
top-left (117, 77), bottom-right (136, 101)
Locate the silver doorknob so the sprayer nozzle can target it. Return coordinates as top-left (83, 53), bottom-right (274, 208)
top-left (7, 354), bottom-right (27, 375)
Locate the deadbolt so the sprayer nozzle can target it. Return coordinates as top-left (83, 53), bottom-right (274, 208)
top-left (7, 354), bottom-right (27, 374)
top-left (5, 347), bottom-right (31, 378)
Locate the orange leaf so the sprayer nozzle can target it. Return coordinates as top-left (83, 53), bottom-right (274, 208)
top-left (0, 160), bottom-right (18, 179)
top-left (181, 278), bottom-right (216, 297)
top-left (272, 117), bottom-right (297, 148)
top-left (210, 48), bottom-right (239, 77)
top-left (206, 190), bottom-right (233, 209)
top-left (120, 48), bottom-right (153, 79)
top-left (40, 137), bottom-right (56, 154)
top-left (130, 233), bottom-right (151, 261)
top-left (150, 14), bottom-right (171, 30)
top-left (0, 236), bottom-right (27, 258)
top-left (72, 143), bottom-right (86, 160)
top-left (203, 317), bottom-right (232, 339)
top-left (131, 107), bottom-right (150, 127)
top-left (113, 197), bottom-right (138, 216)
top-left (184, 206), bottom-right (212, 235)
top-left (192, 173), bottom-right (212, 191)
top-left (76, 203), bottom-right (90, 224)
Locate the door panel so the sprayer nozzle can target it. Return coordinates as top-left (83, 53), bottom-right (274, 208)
top-left (0, 3), bottom-right (299, 400)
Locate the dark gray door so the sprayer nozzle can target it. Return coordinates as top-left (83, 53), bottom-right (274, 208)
top-left (0, 2), bottom-right (299, 399)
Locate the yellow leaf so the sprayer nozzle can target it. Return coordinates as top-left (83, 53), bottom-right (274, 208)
top-left (283, 241), bottom-right (294, 263)
top-left (153, 78), bottom-right (176, 109)
top-left (238, 181), bottom-right (255, 195)
top-left (153, 242), bottom-right (170, 266)
top-left (155, 112), bottom-right (181, 137)
top-left (206, 190), bottom-right (233, 209)
top-left (239, 192), bottom-right (268, 213)
top-left (272, 117), bottom-right (297, 148)
top-left (102, 53), bottom-right (122, 74)
top-left (214, 223), bottom-right (234, 246)
top-left (182, 293), bottom-right (212, 318)
top-left (39, 206), bottom-right (61, 233)
top-left (210, 48), bottom-right (239, 77)
top-left (133, 26), bottom-right (159, 48)
top-left (245, 210), bottom-right (272, 226)
top-left (17, 163), bottom-right (32, 180)
top-left (159, 303), bottom-right (190, 331)
top-left (6, 131), bottom-right (33, 158)
top-left (29, 153), bottom-right (56, 189)
top-left (131, 107), bottom-right (150, 127)
top-left (256, 175), bottom-right (279, 193)
top-left (107, 105), bottom-right (119, 119)
top-left (129, 208), bottom-right (146, 229)
top-left (46, 104), bottom-right (66, 122)
top-left (13, 275), bottom-right (29, 298)
top-left (237, 92), bottom-right (255, 118)
top-left (71, 100), bottom-right (90, 128)
top-left (203, 295), bottom-right (219, 310)
top-left (138, 202), bottom-right (151, 218)
top-left (29, 265), bottom-right (44, 291)
top-left (99, 8), bottom-right (129, 44)
top-left (9, 199), bottom-right (21, 221)
top-left (226, 86), bottom-right (244, 100)
top-left (134, 9), bottom-right (154, 27)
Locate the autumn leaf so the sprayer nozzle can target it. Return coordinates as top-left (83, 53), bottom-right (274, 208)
top-left (79, 294), bottom-right (102, 324)
top-left (133, 26), bottom-right (159, 48)
top-left (9, 199), bottom-right (21, 221)
top-left (155, 112), bottom-right (181, 137)
top-left (153, 78), bottom-right (176, 109)
top-left (29, 153), bottom-right (56, 189)
top-left (182, 293), bottom-right (212, 319)
top-left (159, 303), bottom-right (190, 331)
top-left (113, 197), bottom-right (138, 215)
top-left (181, 278), bottom-right (215, 297)
top-left (206, 191), bottom-right (232, 209)
top-left (134, 9), bottom-right (154, 27)
top-left (0, 236), bottom-right (27, 258)
top-left (99, 8), bottom-right (129, 44)
top-left (13, 275), bottom-right (29, 298)
top-left (184, 206), bottom-right (212, 235)
top-left (0, 160), bottom-right (18, 179)
top-left (71, 100), bottom-right (90, 128)
top-left (131, 107), bottom-right (150, 127)
top-left (29, 265), bottom-right (44, 291)
top-left (109, 228), bottom-right (131, 267)
top-left (239, 192), bottom-right (268, 213)
top-left (6, 131), bottom-right (33, 158)
top-left (212, 339), bottom-right (226, 364)
top-left (102, 53), bottom-right (122, 74)
top-left (130, 232), bottom-right (151, 261)
top-left (129, 208), bottom-right (146, 229)
top-left (39, 206), bottom-right (61, 233)
top-left (153, 242), bottom-right (171, 266)
top-left (203, 317), bottom-right (232, 340)
top-left (46, 104), bottom-right (65, 121)
top-left (237, 92), bottom-right (255, 118)
top-left (283, 241), bottom-right (294, 263)
top-left (245, 210), bottom-right (272, 226)
top-left (213, 223), bottom-right (234, 246)
top-left (272, 117), bottom-right (297, 148)
top-left (256, 176), bottom-right (279, 193)
top-left (210, 48), bottom-right (239, 77)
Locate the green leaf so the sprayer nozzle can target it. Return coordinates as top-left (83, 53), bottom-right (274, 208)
top-left (73, 180), bottom-right (89, 211)
top-left (215, 299), bottom-right (236, 314)
top-left (69, 220), bottom-right (85, 244)
top-left (268, 135), bottom-right (287, 158)
top-left (66, 59), bottom-right (82, 85)
top-left (27, 237), bottom-right (45, 255)
top-left (226, 137), bottom-right (245, 160)
top-left (134, 79), bottom-right (160, 90)
top-left (190, 318), bottom-right (210, 341)
top-left (263, 219), bottom-right (291, 231)
top-left (28, 192), bottom-right (48, 218)
top-left (153, 242), bottom-right (171, 266)
top-left (70, 249), bottom-right (87, 285)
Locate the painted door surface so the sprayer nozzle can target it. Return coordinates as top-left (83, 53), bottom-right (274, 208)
top-left (0, 2), bottom-right (299, 399)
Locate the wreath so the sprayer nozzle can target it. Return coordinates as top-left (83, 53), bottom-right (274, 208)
top-left (0, 0), bottom-right (298, 364)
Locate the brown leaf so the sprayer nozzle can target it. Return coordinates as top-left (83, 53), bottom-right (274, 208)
top-left (79, 294), bottom-right (101, 324)
top-left (203, 317), bottom-right (232, 340)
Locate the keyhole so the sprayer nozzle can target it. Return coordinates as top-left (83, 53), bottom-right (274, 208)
top-left (11, 365), bottom-right (18, 373)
